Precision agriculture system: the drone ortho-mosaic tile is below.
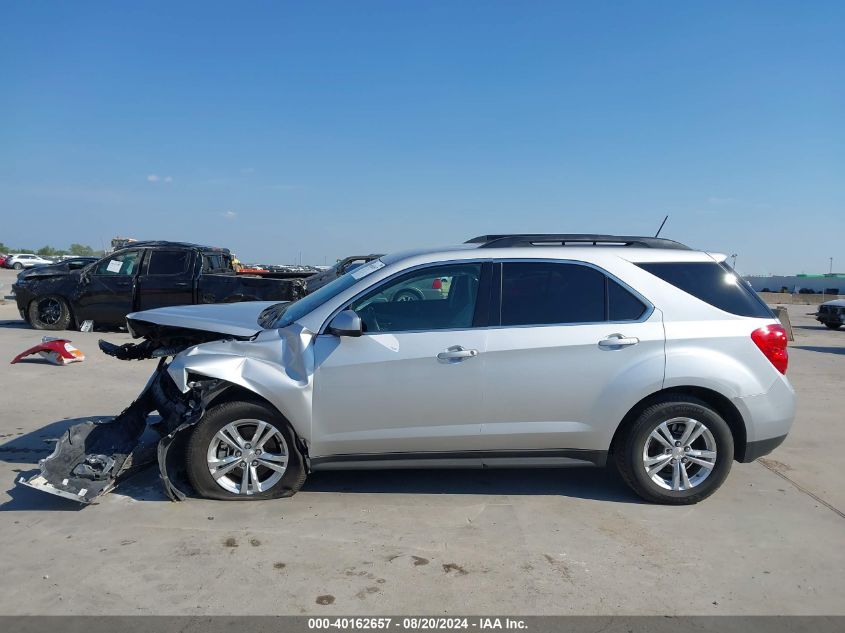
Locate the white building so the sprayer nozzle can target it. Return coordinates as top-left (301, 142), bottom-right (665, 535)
top-left (744, 274), bottom-right (845, 294)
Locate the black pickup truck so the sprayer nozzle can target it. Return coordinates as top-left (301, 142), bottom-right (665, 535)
top-left (12, 241), bottom-right (309, 330)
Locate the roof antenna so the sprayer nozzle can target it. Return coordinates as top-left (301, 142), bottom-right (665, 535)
top-left (654, 215), bottom-right (669, 238)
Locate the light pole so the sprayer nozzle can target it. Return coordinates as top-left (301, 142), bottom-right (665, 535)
top-left (730, 253), bottom-right (738, 270)
top-left (830, 257), bottom-right (834, 275)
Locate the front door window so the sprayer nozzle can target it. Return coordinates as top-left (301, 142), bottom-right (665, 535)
top-left (349, 263), bottom-right (482, 333)
top-left (94, 250), bottom-right (141, 276)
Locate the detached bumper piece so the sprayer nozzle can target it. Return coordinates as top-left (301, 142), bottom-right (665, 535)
top-left (19, 399), bottom-right (153, 503)
top-left (11, 337), bottom-right (85, 366)
top-left (19, 361), bottom-right (217, 504)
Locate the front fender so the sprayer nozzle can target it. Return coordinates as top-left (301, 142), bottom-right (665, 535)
top-left (166, 324), bottom-right (315, 443)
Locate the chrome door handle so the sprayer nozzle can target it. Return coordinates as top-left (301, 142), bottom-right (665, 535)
top-left (598, 334), bottom-right (639, 348)
top-left (437, 345), bottom-right (479, 362)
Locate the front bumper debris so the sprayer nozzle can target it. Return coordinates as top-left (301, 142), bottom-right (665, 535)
top-left (19, 360), bottom-right (222, 504)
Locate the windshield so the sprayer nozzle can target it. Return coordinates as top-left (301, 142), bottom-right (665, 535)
top-left (258, 258), bottom-right (386, 329)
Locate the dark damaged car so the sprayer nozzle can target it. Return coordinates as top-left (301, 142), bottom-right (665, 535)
top-left (12, 241), bottom-right (309, 330)
top-left (304, 254), bottom-right (383, 293)
top-left (816, 299), bottom-right (845, 330)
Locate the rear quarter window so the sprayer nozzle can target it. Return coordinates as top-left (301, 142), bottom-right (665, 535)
top-left (638, 262), bottom-right (773, 318)
top-left (608, 278), bottom-right (647, 321)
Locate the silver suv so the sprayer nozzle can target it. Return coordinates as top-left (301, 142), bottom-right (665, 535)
top-left (22, 234), bottom-right (794, 505)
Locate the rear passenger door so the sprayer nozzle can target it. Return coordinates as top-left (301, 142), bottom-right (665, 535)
top-left (478, 260), bottom-right (665, 458)
top-left (136, 250), bottom-right (195, 310)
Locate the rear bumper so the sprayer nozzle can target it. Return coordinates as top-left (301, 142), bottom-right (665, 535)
top-left (741, 434), bottom-right (788, 462)
top-left (733, 375), bottom-right (795, 461)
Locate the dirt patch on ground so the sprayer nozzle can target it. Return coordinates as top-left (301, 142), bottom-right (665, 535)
top-left (759, 458), bottom-right (792, 471)
top-left (442, 563), bottom-right (468, 576)
top-left (543, 554), bottom-right (574, 583)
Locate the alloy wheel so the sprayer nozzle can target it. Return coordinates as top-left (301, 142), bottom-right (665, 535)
top-left (642, 417), bottom-right (717, 491)
top-left (37, 298), bottom-right (63, 325)
top-left (206, 419), bottom-right (289, 495)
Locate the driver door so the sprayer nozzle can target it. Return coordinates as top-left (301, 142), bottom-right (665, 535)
top-left (75, 249), bottom-right (143, 326)
top-left (311, 262), bottom-right (490, 462)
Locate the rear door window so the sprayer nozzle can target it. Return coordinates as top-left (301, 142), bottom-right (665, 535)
top-left (500, 262), bottom-right (605, 325)
top-left (638, 262), bottom-right (772, 318)
top-left (146, 250), bottom-right (190, 275)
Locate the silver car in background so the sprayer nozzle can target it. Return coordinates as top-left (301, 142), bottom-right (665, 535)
top-left (22, 234), bottom-right (794, 505)
top-left (4, 253), bottom-right (53, 270)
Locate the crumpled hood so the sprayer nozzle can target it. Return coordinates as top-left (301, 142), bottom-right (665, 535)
top-left (17, 266), bottom-right (82, 281)
top-left (127, 301), bottom-right (286, 338)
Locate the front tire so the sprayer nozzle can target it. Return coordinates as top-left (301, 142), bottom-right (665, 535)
top-left (186, 400), bottom-right (306, 501)
top-left (28, 296), bottom-right (72, 330)
top-left (13, 262), bottom-right (23, 270)
top-left (393, 288), bottom-right (424, 302)
top-left (615, 397), bottom-right (734, 505)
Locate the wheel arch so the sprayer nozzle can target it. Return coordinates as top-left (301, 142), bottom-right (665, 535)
top-left (199, 380), bottom-right (311, 461)
top-left (609, 386), bottom-right (748, 462)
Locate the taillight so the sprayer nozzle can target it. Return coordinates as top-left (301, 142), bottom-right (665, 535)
top-left (751, 325), bottom-right (788, 374)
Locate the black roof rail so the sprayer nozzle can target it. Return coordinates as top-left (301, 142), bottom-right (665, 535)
top-left (465, 234), bottom-right (691, 250)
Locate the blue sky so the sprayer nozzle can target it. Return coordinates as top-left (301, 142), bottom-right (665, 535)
top-left (1, 1), bottom-right (842, 274)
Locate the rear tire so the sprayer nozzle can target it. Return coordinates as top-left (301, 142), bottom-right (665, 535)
top-left (28, 296), bottom-right (72, 330)
top-left (615, 397), bottom-right (734, 505)
top-left (186, 400), bottom-right (306, 501)
top-left (824, 323), bottom-right (841, 330)
top-left (13, 262), bottom-right (23, 270)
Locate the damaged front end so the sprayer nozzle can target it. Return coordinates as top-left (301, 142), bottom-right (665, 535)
top-left (18, 300), bottom-right (310, 504)
top-left (18, 308), bottom-right (264, 503)
top-left (20, 359), bottom-right (227, 503)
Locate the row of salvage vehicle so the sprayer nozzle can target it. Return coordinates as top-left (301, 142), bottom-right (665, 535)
top-left (11, 241), bottom-right (381, 330)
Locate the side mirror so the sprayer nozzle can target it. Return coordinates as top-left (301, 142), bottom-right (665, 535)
top-left (328, 310), bottom-right (363, 337)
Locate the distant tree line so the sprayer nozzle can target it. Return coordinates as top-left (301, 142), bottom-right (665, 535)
top-left (0, 242), bottom-right (104, 257)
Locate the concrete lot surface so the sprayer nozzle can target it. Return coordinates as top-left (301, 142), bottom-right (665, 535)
top-left (0, 268), bottom-right (842, 615)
